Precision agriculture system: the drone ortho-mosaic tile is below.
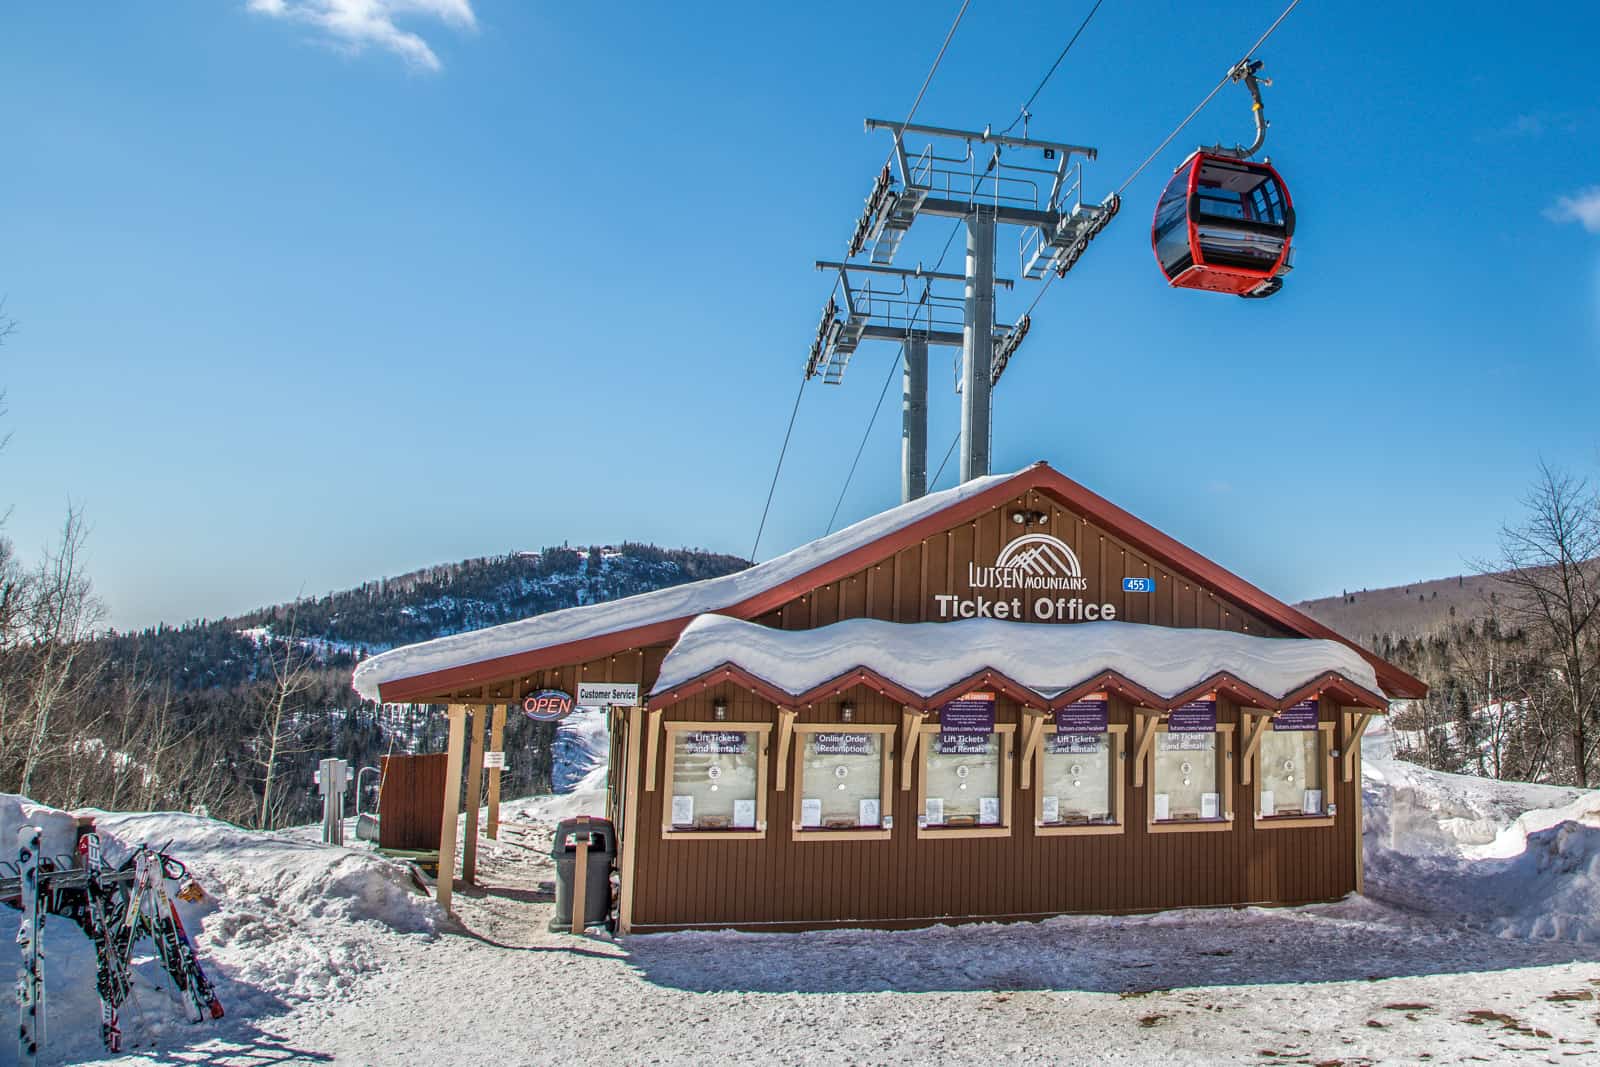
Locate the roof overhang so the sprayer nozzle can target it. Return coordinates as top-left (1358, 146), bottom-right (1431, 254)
top-left (365, 462), bottom-right (1427, 703)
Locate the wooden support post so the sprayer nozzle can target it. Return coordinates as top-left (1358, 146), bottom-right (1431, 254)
top-left (1341, 709), bottom-right (1374, 782)
top-left (436, 703), bottom-right (468, 915)
top-left (1019, 709), bottom-right (1047, 789)
top-left (899, 708), bottom-right (925, 791)
top-left (1353, 732), bottom-right (1366, 894)
top-left (775, 708), bottom-right (797, 791)
top-left (570, 816), bottom-right (590, 936)
top-left (1131, 709), bottom-right (1161, 788)
top-left (462, 706), bottom-right (488, 884)
top-left (1240, 712), bottom-right (1272, 786)
top-left (486, 703), bottom-right (507, 840)
top-left (645, 708), bottom-right (663, 791)
top-left (618, 708), bottom-right (644, 934)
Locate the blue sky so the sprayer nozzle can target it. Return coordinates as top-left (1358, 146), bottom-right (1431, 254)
top-left (3, 1), bottom-right (1597, 631)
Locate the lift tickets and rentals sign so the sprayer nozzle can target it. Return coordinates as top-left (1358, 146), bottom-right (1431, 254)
top-left (680, 731), bottom-right (750, 755)
top-left (934, 533), bottom-right (1117, 623)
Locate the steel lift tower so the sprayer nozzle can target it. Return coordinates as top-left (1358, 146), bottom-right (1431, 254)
top-left (808, 119), bottom-right (1119, 498)
top-left (808, 260), bottom-right (1017, 503)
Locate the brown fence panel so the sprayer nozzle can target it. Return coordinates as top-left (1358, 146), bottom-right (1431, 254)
top-left (379, 753), bottom-right (448, 851)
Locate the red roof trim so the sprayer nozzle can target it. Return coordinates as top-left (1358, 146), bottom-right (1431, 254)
top-left (646, 664), bottom-right (1389, 715)
top-left (377, 463), bottom-right (1425, 702)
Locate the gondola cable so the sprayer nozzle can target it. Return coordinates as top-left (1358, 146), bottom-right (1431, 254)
top-left (1114, 0), bottom-right (1304, 197)
top-left (1001, 0), bottom-right (1108, 136)
top-left (754, 1), bottom-right (971, 561)
top-left (825, 220), bottom-right (963, 534)
top-left (748, 375), bottom-right (807, 562)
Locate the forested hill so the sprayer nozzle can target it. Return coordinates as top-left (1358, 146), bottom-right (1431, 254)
top-left (102, 543), bottom-right (750, 694)
top-left (1294, 572), bottom-right (1505, 646)
top-left (63, 543), bottom-right (748, 829)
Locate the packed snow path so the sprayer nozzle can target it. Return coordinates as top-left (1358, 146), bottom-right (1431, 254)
top-left (11, 724), bottom-right (1600, 1066)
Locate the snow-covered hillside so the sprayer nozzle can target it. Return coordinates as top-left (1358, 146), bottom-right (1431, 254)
top-left (7, 724), bottom-right (1600, 1065)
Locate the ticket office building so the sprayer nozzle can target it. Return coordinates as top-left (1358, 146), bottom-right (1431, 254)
top-left (352, 462), bottom-right (1424, 932)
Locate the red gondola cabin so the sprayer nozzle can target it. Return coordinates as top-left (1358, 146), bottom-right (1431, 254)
top-left (1152, 150), bottom-right (1294, 298)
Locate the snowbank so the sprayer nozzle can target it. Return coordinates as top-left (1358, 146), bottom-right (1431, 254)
top-left (352, 470), bottom-right (1016, 699)
top-left (551, 707), bottom-right (609, 793)
top-left (0, 793), bottom-right (82, 860)
top-left (1362, 718), bottom-right (1600, 942)
top-left (652, 613), bottom-right (1385, 703)
top-left (1, 796), bottom-right (445, 1064)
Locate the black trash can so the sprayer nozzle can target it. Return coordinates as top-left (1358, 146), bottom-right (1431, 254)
top-left (549, 817), bottom-right (616, 933)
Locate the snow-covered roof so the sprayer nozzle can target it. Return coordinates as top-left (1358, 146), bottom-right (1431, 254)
top-left (651, 614), bottom-right (1386, 708)
top-left (352, 470), bottom-right (1017, 701)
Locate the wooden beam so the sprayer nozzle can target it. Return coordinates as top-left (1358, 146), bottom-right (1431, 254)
top-left (899, 708), bottom-right (925, 791)
top-left (775, 708), bottom-right (797, 791)
top-left (435, 703), bottom-right (468, 915)
top-left (1353, 729), bottom-right (1366, 894)
top-left (462, 705), bottom-right (488, 883)
top-left (1342, 709), bottom-right (1374, 782)
top-left (1240, 712), bottom-right (1272, 787)
top-left (570, 817), bottom-right (590, 936)
top-left (618, 707), bottom-right (644, 934)
top-left (1019, 709), bottom-right (1048, 789)
top-left (1131, 708), bottom-right (1161, 788)
top-left (486, 703), bottom-right (507, 840)
top-left (645, 708), bottom-right (663, 791)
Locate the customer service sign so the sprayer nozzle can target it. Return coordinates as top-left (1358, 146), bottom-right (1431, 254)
top-left (933, 534), bottom-right (1117, 622)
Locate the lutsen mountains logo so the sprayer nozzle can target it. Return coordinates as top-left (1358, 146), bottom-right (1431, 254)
top-left (934, 532), bottom-right (1114, 621)
top-left (971, 533), bottom-right (1090, 592)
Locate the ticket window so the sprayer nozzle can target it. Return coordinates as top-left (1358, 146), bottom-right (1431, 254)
top-left (661, 724), bottom-right (771, 840)
top-left (1256, 723), bottom-right (1336, 826)
top-left (1148, 724), bottom-right (1235, 832)
top-left (792, 726), bottom-right (894, 841)
top-left (917, 725), bottom-right (1015, 839)
top-left (1035, 725), bottom-right (1126, 835)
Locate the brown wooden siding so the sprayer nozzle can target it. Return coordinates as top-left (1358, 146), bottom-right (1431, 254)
top-left (517, 492), bottom-right (1293, 706)
top-left (627, 684), bottom-right (1356, 930)
top-left (378, 753), bottom-right (448, 851)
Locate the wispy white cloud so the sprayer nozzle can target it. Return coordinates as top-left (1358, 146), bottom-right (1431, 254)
top-left (1547, 187), bottom-right (1600, 234)
top-left (246, 0), bottom-right (476, 72)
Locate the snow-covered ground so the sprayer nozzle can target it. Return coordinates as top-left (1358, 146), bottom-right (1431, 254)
top-left (8, 719), bottom-right (1600, 1066)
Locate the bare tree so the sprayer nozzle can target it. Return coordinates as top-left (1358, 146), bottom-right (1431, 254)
top-left (0, 506), bottom-right (107, 795)
top-left (255, 607), bottom-right (313, 829)
top-left (1481, 463), bottom-right (1600, 786)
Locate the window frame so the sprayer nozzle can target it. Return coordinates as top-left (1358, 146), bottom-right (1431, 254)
top-left (1253, 721), bottom-right (1337, 830)
top-left (1034, 723), bottom-right (1127, 836)
top-left (789, 723), bottom-right (896, 842)
top-left (660, 721), bottom-right (773, 842)
top-left (1145, 721), bottom-right (1236, 835)
top-left (915, 722), bottom-right (1016, 840)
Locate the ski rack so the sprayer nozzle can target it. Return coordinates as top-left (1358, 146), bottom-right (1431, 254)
top-left (7, 832), bottom-right (224, 1062)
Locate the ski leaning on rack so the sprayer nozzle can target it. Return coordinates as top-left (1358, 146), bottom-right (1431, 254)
top-left (128, 848), bottom-right (224, 1022)
top-left (16, 825), bottom-right (45, 1067)
top-left (76, 833), bottom-right (127, 1052)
